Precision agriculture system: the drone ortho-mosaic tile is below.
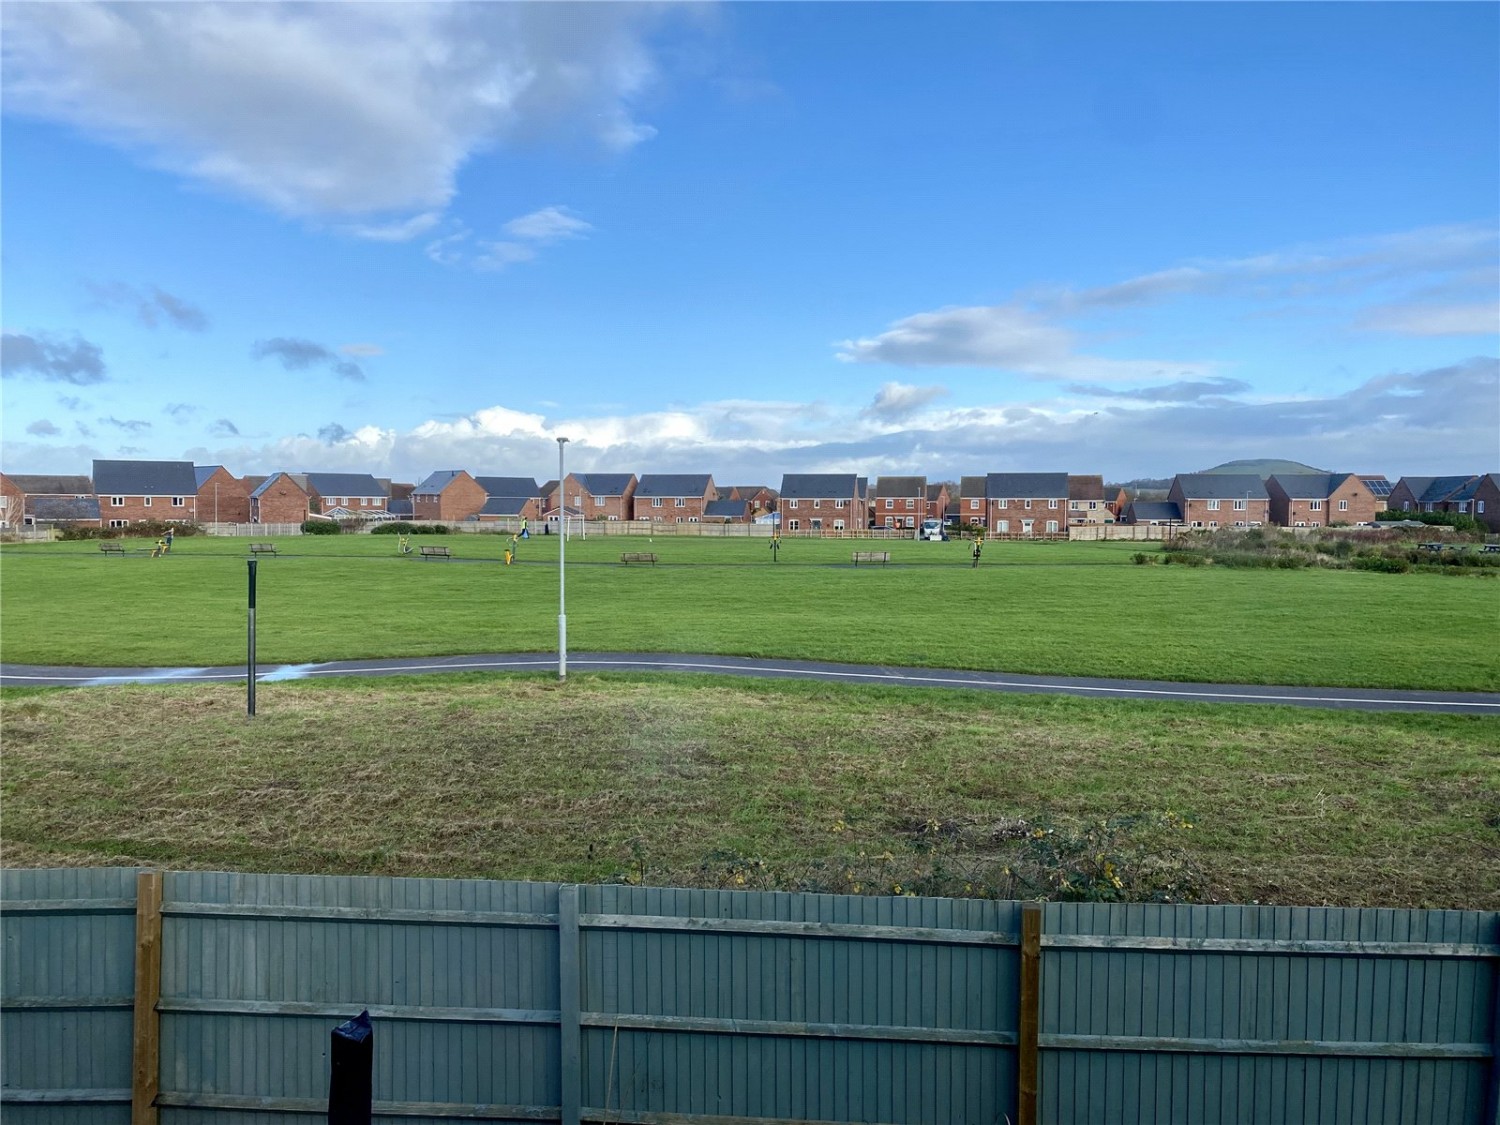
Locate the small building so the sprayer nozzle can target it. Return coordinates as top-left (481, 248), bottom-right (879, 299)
top-left (1387, 476), bottom-right (1477, 516)
top-left (304, 473), bottom-right (388, 518)
top-left (413, 470), bottom-right (487, 522)
top-left (1167, 474), bottom-right (1270, 530)
top-left (925, 482), bottom-right (951, 524)
top-left (93, 459), bottom-right (198, 526)
top-left (194, 465), bottom-right (251, 524)
top-left (0, 472), bottom-right (95, 528)
top-left (1121, 500), bottom-right (1184, 526)
top-left (1067, 475), bottom-right (1114, 525)
top-left (551, 474), bottom-right (637, 521)
top-left (985, 472), bottom-right (1071, 537)
top-left (778, 474), bottom-right (863, 534)
top-left (632, 474), bottom-right (717, 522)
top-left (1266, 473), bottom-right (1381, 527)
top-left (249, 472), bottom-right (312, 525)
top-left (26, 496), bottom-right (103, 528)
top-left (722, 485), bottom-right (778, 516)
top-left (958, 475), bottom-right (987, 527)
top-left (702, 498), bottom-right (754, 523)
top-left (870, 476), bottom-right (927, 530)
top-left (473, 476), bottom-right (544, 523)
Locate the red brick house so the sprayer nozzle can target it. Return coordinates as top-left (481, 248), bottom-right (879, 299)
top-left (304, 473), bottom-right (387, 518)
top-left (473, 477), bottom-right (543, 522)
top-left (1167, 474), bottom-right (1270, 530)
top-left (1067, 475), bottom-right (1113, 525)
top-left (550, 474), bottom-right (637, 521)
top-left (871, 476), bottom-right (927, 530)
top-left (778, 473), bottom-right (864, 534)
top-left (413, 470), bottom-right (487, 521)
top-left (1471, 474), bottom-right (1500, 532)
top-left (723, 485), bottom-right (778, 516)
top-left (958, 475), bottom-right (987, 527)
top-left (93, 459), bottom-right (198, 526)
top-left (985, 472), bottom-right (1071, 536)
top-left (633, 474), bottom-right (717, 522)
top-left (249, 473), bottom-right (312, 524)
top-left (194, 465), bottom-right (250, 524)
top-left (1266, 473), bottom-right (1381, 527)
top-left (702, 497), bottom-right (755, 522)
top-left (925, 482), bottom-right (951, 523)
top-left (0, 472), bottom-right (94, 528)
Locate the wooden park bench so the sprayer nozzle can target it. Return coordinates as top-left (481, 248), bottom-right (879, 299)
top-left (249, 542), bottom-right (278, 555)
top-left (99, 540), bottom-right (126, 555)
top-left (620, 551), bottom-right (658, 565)
top-left (852, 550), bottom-right (890, 566)
top-left (419, 545), bottom-right (452, 560)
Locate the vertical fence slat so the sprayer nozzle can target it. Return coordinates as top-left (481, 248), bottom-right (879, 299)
top-left (558, 884), bottom-right (581, 1125)
top-left (131, 870), bottom-right (163, 1125)
top-left (1018, 902), bottom-right (1042, 1125)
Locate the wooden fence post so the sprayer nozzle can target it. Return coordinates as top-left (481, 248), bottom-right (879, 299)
top-left (1017, 902), bottom-right (1042, 1125)
top-left (558, 884), bottom-right (581, 1125)
top-left (132, 870), bottom-right (164, 1125)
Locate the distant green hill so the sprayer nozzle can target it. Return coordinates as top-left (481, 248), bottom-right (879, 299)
top-left (1197, 458), bottom-right (1329, 479)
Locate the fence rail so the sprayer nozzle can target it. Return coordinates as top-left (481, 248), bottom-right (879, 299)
top-left (3, 869), bottom-right (1496, 1124)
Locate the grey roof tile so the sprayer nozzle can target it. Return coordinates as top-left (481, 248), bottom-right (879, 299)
top-left (93, 459), bottom-right (198, 496)
top-left (985, 472), bottom-right (1070, 498)
top-left (634, 474), bottom-right (713, 498)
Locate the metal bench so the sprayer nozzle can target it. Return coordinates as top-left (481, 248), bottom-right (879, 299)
top-left (852, 550), bottom-right (890, 566)
top-left (419, 545), bottom-right (452, 560)
top-left (100, 540), bottom-right (126, 555)
top-left (249, 542), bottom-right (278, 555)
top-left (620, 552), bottom-right (658, 565)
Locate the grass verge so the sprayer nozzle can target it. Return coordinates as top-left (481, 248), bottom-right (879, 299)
top-left (3, 675), bottom-right (1496, 908)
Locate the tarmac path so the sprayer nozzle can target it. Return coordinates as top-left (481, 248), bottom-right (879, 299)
top-left (2, 652), bottom-right (1497, 714)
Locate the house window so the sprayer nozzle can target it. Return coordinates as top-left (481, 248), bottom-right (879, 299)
top-left (1048, 499), bottom-right (1058, 509)
top-left (143, 496), bottom-right (152, 507)
top-left (109, 519), bottom-right (128, 528)
top-left (1089, 501), bottom-right (1097, 510)
top-left (594, 496), bottom-right (604, 507)
top-left (1046, 520), bottom-right (1058, 533)
top-left (905, 499), bottom-right (914, 510)
top-left (1000, 499), bottom-right (1009, 509)
top-left (688, 517), bottom-right (699, 523)
top-left (1233, 500), bottom-right (1246, 511)
top-left (1022, 519), bottom-right (1034, 534)
top-left (998, 520), bottom-right (1009, 533)
top-left (885, 517), bottom-right (895, 527)
top-left (1479, 500), bottom-right (1486, 514)
top-left (111, 496), bottom-right (124, 507)
top-left (675, 498), bottom-right (685, 507)
top-left (1207, 500), bottom-right (1220, 511)
top-left (789, 499), bottom-right (798, 509)
top-left (1310, 500), bottom-right (1322, 511)
top-left (608, 515), bottom-right (618, 521)
top-left (969, 499), bottom-right (980, 510)
top-left (904, 517), bottom-right (915, 528)
top-left (1024, 499), bottom-right (1032, 510)
top-left (172, 497), bottom-right (185, 507)
top-left (1071, 501), bottom-right (1081, 510)
top-left (835, 499), bottom-right (846, 508)
top-left (788, 519), bottom-right (800, 531)
top-left (652, 498), bottom-right (663, 507)
top-left (884, 499), bottom-right (894, 509)
top-left (811, 518), bottom-right (822, 530)
top-left (1338, 500), bottom-right (1349, 511)
top-left (1191, 521), bottom-right (1203, 528)
top-left (814, 499), bottom-right (821, 509)
top-left (1209, 521), bottom-right (1219, 529)
top-left (833, 519), bottom-right (845, 531)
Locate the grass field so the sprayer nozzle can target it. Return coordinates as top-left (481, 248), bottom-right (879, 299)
top-left (3, 674), bottom-right (1496, 908)
top-left (2, 533), bottom-right (1497, 689)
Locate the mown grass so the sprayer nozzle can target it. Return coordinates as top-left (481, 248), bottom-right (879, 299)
top-left (1, 534), bottom-right (1496, 689)
top-left (3, 675), bottom-right (1496, 908)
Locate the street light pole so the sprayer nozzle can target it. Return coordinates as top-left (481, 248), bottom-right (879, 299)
top-left (557, 437), bottom-right (569, 680)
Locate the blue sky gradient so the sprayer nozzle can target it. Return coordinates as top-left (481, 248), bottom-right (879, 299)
top-left (2, 1), bottom-right (1496, 483)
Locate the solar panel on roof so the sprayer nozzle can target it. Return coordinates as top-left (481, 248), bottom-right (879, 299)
top-left (1362, 479), bottom-right (1393, 496)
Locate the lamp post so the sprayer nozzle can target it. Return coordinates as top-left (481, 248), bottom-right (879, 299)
top-left (557, 437), bottom-right (569, 680)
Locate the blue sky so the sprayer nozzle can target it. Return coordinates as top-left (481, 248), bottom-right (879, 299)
top-left (2, 1), bottom-right (1496, 484)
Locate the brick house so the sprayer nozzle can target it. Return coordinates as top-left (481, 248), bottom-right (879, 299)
top-left (93, 460), bottom-right (198, 526)
top-left (1121, 500), bottom-right (1184, 526)
top-left (778, 474), bottom-right (863, 534)
top-left (1067, 475), bottom-right (1114, 525)
top-left (27, 496), bottom-right (103, 527)
top-left (304, 473), bottom-right (388, 518)
top-left (1470, 474), bottom-right (1500, 532)
top-left (958, 475), bottom-right (987, 527)
top-left (633, 474), bottom-right (717, 522)
top-left (0, 473), bottom-right (94, 528)
top-left (925, 482), bottom-right (951, 524)
top-left (413, 470), bottom-right (487, 521)
top-left (1356, 476), bottom-right (1392, 516)
top-left (871, 476), bottom-right (927, 530)
top-left (985, 473), bottom-right (1071, 537)
top-left (551, 474), bottom-right (637, 521)
top-left (474, 476), bottom-right (543, 522)
top-left (1167, 474), bottom-right (1270, 530)
top-left (702, 497), bottom-right (755, 522)
top-left (249, 473), bottom-right (312, 525)
top-left (1266, 473), bottom-right (1381, 527)
top-left (1387, 476), bottom-right (1477, 516)
top-left (194, 465), bottom-right (251, 524)
top-left (722, 485), bottom-right (778, 517)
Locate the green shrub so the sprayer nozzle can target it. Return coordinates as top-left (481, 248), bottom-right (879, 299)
top-left (60, 521), bottom-right (200, 541)
top-left (372, 521), bottom-right (451, 535)
top-left (1131, 552), bottom-right (1152, 565)
top-left (301, 520), bottom-right (341, 535)
top-left (1353, 554), bottom-right (1409, 573)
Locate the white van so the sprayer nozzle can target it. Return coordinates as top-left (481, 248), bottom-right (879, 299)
top-left (918, 518), bottom-right (948, 541)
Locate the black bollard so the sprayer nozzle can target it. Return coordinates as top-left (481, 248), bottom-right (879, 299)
top-left (328, 1009), bottom-right (373, 1124)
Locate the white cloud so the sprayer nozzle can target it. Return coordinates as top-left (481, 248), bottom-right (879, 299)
top-left (1, 2), bottom-right (686, 218)
top-left (342, 212), bottom-right (442, 243)
top-left (503, 205), bottom-right (593, 243)
top-left (838, 305), bottom-right (1214, 383)
top-left (862, 382), bottom-right (949, 422)
top-left (1357, 302), bottom-right (1500, 338)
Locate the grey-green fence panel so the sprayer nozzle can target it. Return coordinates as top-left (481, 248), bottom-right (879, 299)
top-left (1, 867), bottom-right (139, 1122)
top-left (576, 885), bottom-right (1021, 1123)
top-left (1038, 902), bottom-right (1499, 1125)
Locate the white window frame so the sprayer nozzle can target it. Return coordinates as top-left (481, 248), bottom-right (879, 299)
top-left (789, 499), bottom-right (798, 509)
top-left (1048, 499), bottom-right (1058, 509)
top-left (1208, 521), bottom-right (1219, 529)
top-left (1233, 499), bottom-right (1246, 511)
top-left (969, 499), bottom-right (980, 510)
top-left (143, 496), bottom-right (152, 507)
top-left (998, 520), bottom-right (1009, 533)
top-left (884, 499), bottom-right (894, 509)
top-left (1338, 499), bottom-right (1348, 511)
top-left (835, 499), bottom-right (846, 508)
top-left (833, 519), bottom-right (845, 531)
top-left (675, 497), bottom-right (685, 507)
top-left (813, 499), bottom-right (822, 509)
top-left (172, 496), bottom-right (185, 507)
top-left (1309, 500), bottom-right (1322, 511)
top-left (1206, 499), bottom-right (1220, 511)
top-left (111, 496), bottom-right (124, 507)
top-left (1046, 520), bottom-right (1058, 533)
top-left (810, 518), bottom-right (822, 530)
top-left (905, 498), bottom-right (914, 510)
top-left (788, 519), bottom-right (800, 531)
top-left (652, 497), bottom-right (663, 507)
top-left (109, 519), bottom-right (128, 528)
top-left (1024, 499), bottom-right (1032, 510)
top-left (1022, 519), bottom-right (1034, 534)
